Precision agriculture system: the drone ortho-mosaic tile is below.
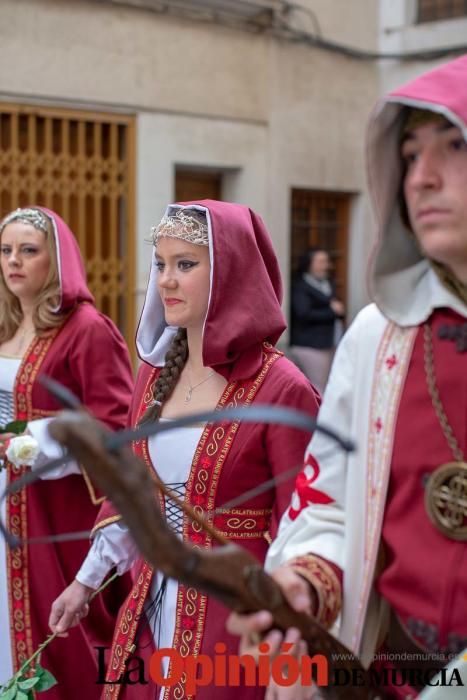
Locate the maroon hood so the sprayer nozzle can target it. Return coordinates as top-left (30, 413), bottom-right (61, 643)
top-left (366, 54), bottom-right (467, 324)
top-left (136, 200), bottom-right (286, 380)
top-left (37, 206), bottom-right (94, 310)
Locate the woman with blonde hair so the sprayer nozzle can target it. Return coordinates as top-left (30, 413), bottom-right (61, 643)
top-left (0, 206), bottom-right (133, 699)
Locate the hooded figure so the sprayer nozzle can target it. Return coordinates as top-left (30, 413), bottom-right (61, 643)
top-left (0, 207), bottom-right (133, 698)
top-left (259, 56), bottom-right (467, 699)
top-left (49, 200), bottom-right (320, 700)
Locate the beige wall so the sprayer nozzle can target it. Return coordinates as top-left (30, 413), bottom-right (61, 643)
top-left (0, 0), bottom-right (381, 325)
top-left (1, 0), bottom-right (269, 121)
top-left (267, 39), bottom-right (378, 316)
top-left (287, 0), bottom-right (378, 48)
top-left (379, 0), bottom-right (467, 91)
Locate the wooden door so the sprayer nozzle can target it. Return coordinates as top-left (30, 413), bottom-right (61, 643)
top-left (175, 169), bottom-right (222, 202)
top-left (0, 104), bottom-right (136, 353)
top-left (290, 188), bottom-right (350, 305)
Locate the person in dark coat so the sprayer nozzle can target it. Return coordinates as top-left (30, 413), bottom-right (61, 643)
top-left (290, 248), bottom-right (345, 393)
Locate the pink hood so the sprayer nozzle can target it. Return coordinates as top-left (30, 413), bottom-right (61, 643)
top-left (37, 206), bottom-right (94, 310)
top-left (367, 54), bottom-right (467, 325)
top-left (136, 200), bottom-right (286, 380)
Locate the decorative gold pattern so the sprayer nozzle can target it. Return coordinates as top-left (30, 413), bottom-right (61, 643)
top-left (27, 408), bottom-right (56, 417)
top-left (425, 462), bottom-right (467, 540)
top-left (91, 514), bottom-right (123, 537)
top-left (103, 348), bottom-right (282, 700)
top-left (168, 348), bottom-right (281, 700)
top-left (289, 554), bottom-right (342, 629)
top-left (7, 332), bottom-right (58, 670)
top-left (213, 508), bottom-right (272, 538)
top-left (226, 386), bottom-right (245, 408)
top-left (102, 562), bottom-right (153, 699)
top-left (81, 467), bottom-right (105, 506)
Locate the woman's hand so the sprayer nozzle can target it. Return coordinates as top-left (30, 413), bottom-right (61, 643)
top-left (0, 433), bottom-right (15, 459)
top-left (49, 579), bottom-right (94, 636)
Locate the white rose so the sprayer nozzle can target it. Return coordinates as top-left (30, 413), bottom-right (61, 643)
top-left (6, 435), bottom-right (40, 467)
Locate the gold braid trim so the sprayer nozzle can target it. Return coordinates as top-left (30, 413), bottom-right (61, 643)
top-left (289, 554), bottom-right (342, 629)
top-left (81, 467), bottom-right (106, 506)
top-left (91, 514), bottom-right (123, 537)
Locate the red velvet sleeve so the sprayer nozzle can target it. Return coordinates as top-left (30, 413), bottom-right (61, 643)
top-left (32, 304), bottom-right (134, 505)
top-left (66, 308), bottom-right (134, 431)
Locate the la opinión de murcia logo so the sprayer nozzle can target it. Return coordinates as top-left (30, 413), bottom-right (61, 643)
top-left (96, 642), bottom-right (328, 693)
top-left (95, 645), bottom-right (465, 693)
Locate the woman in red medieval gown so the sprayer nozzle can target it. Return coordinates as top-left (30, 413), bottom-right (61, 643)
top-left (0, 206), bottom-right (133, 699)
top-left (49, 200), bottom-right (321, 700)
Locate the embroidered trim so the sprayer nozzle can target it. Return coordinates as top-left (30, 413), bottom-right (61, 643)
top-left (8, 332), bottom-right (58, 669)
top-left (101, 367), bottom-right (164, 698)
top-left (405, 616), bottom-right (467, 657)
top-left (168, 349), bottom-right (281, 700)
top-left (81, 467), bottom-right (105, 506)
top-left (6, 465), bottom-right (31, 669)
top-left (91, 514), bottom-right (123, 537)
top-left (101, 562), bottom-right (154, 699)
top-left (352, 323), bottom-right (416, 652)
top-left (28, 408), bottom-right (57, 417)
top-left (104, 349), bottom-right (283, 700)
top-left (213, 508), bottom-right (272, 538)
top-left (289, 554), bottom-right (342, 629)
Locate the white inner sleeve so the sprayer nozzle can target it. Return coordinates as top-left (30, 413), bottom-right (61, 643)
top-left (27, 417), bottom-right (81, 478)
top-left (77, 520), bottom-right (140, 590)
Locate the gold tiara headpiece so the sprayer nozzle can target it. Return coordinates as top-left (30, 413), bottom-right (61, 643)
top-left (0, 207), bottom-right (50, 235)
top-left (151, 209), bottom-right (209, 247)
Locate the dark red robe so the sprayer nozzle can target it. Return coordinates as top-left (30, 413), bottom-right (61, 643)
top-left (376, 308), bottom-right (467, 698)
top-left (92, 200), bottom-right (321, 700)
top-left (5, 207), bottom-right (134, 700)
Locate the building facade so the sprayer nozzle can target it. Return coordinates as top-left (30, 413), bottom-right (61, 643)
top-left (2, 0), bottom-right (465, 351)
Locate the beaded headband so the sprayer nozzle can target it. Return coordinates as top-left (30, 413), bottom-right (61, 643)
top-left (0, 207), bottom-right (50, 236)
top-left (151, 209), bottom-right (209, 247)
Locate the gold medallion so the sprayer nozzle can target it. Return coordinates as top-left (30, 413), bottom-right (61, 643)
top-left (425, 462), bottom-right (467, 541)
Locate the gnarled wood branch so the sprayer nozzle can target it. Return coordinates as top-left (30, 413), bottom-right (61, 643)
top-left (50, 413), bottom-right (376, 700)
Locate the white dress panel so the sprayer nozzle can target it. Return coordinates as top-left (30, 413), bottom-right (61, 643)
top-left (76, 422), bottom-right (203, 684)
top-left (0, 356), bottom-right (20, 685)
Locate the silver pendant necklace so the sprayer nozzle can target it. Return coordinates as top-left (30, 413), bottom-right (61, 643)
top-left (185, 370), bottom-right (215, 403)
